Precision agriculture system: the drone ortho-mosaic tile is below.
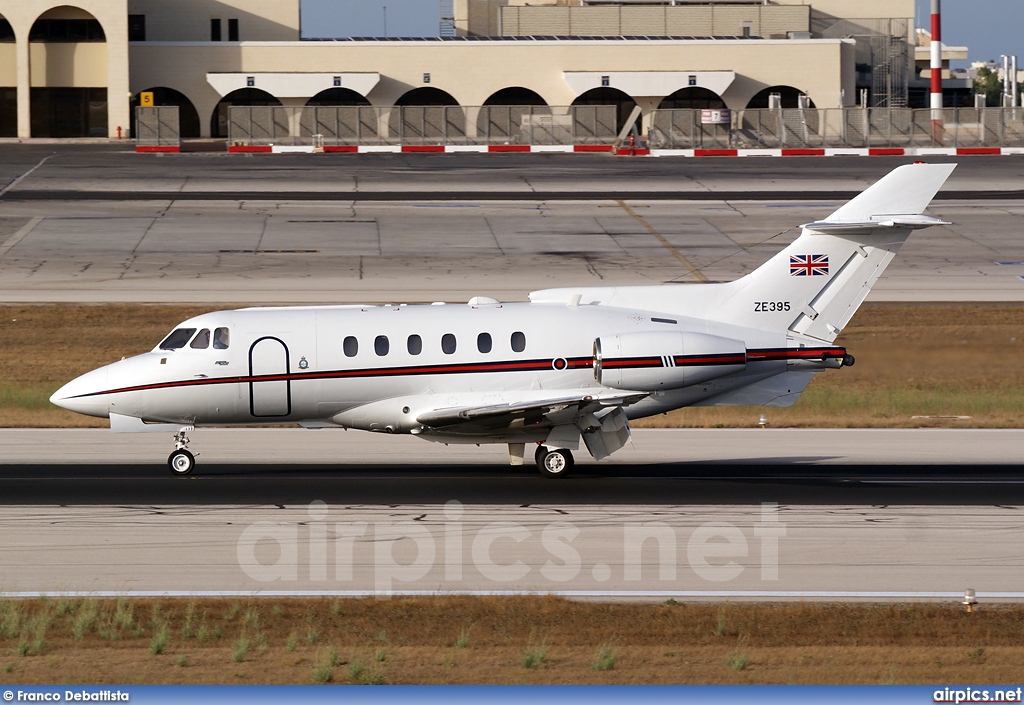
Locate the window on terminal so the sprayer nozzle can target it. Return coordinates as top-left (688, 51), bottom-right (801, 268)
top-left (128, 15), bottom-right (145, 41)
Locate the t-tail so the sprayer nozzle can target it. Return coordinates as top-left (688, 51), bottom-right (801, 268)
top-left (704, 162), bottom-right (955, 341)
top-left (530, 163), bottom-right (955, 343)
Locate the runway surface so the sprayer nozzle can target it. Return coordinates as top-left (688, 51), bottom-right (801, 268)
top-left (0, 429), bottom-right (1021, 597)
top-left (1, 148), bottom-right (1023, 303)
top-left (2, 428), bottom-right (1023, 506)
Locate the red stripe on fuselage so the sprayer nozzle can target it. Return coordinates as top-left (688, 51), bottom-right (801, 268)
top-left (69, 356), bottom-right (594, 399)
top-left (70, 347), bottom-right (847, 399)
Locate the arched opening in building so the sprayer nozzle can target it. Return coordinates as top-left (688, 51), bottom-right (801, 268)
top-left (482, 87), bottom-right (547, 107)
top-left (210, 87), bottom-right (282, 138)
top-left (305, 88), bottom-right (371, 107)
top-left (0, 14), bottom-right (15, 137)
top-left (29, 6), bottom-right (108, 137)
top-left (395, 87), bottom-right (459, 108)
top-left (390, 87), bottom-right (464, 143)
top-left (745, 86), bottom-right (816, 109)
top-left (657, 87), bottom-right (727, 111)
top-left (479, 87), bottom-right (550, 142)
top-left (571, 87), bottom-right (637, 134)
top-left (304, 88), bottom-right (374, 141)
top-left (130, 87), bottom-right (201, 138)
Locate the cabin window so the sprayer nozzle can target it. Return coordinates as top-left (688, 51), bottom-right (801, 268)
top-left (190, 329), bottom-right (211, 349)
top-left (159, 328), bottom-right (196, 350)
top-left (343, 336), bottom-right (358, 357)
top-left (441, 333), bottom-right (457, 355)
top-left (407, 334), bottom-right (422, 355)
top-left (477, 332), bottom-right (492, 354)
top-left (374, 335), bottom-right (390, 356)
top-left (213, 327), bottom-right (230, 349)
top-left (511, 331), bottom-right (526, 353)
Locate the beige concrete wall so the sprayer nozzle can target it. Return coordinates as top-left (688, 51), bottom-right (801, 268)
top-left (499, 5), bottom-right (810, 37)
top-left (0, 44), bottom-right (15, 85)
top-left (30, 42), bottom-right (107, 87)
top-left (127, 0), bottom-right (299, 41)
top-left (131, 38), bottom-right (851, 137)
top-left (0, 0), bottom-right (129, 137)
top-left (787, 0), bottom-right (913, 22)
top-left (456, 0), bottom-right (505, 37)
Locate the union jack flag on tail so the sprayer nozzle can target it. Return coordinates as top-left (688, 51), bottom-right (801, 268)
top-left (790, 254), bottom-right (829, 276)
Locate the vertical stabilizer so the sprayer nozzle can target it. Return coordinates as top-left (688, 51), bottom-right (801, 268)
top-left (706, 163), bottom-right (955, 341)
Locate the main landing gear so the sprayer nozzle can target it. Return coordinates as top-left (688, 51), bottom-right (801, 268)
top-left (535, 444), bottom-right (574, 479)
top-left (168, 426), bottom-right (196, 475)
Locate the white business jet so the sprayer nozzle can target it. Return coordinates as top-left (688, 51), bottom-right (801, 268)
top-left (51, 163), bottom-right (954, 477)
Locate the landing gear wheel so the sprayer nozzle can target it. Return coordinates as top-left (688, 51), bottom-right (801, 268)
top-left (535, 445), bottom-right (549, 468)
top-left (538, 448), bottom-right (573, 479)
top-left (168, 448), bottom-right (195, 475)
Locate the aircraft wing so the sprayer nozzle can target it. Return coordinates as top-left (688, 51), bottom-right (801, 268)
top-left (415, 391), bottom-right (648, 431)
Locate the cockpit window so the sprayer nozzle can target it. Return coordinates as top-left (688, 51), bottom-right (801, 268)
top-left (190, 329), bottom-right (211, 349)
top-left (159, 328), bottom-right (196, 350)
top-left (213, 327), bottom-right (230, 349)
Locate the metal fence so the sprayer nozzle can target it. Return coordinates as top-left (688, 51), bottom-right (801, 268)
top-left (650, 107), bottom-right (1024, 149)
top-left (228, 105), bottom-right (618, 146)
top-left (135, 106), bottom-right (180, 147)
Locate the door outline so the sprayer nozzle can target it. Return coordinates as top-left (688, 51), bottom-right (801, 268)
top-left (248, 336), bottom-right (291, 417)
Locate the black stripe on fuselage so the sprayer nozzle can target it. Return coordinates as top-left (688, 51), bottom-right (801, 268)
top-left (69, 356), bottom-right (594, 399)
top-left (69, 346), bottom-right (846, 400)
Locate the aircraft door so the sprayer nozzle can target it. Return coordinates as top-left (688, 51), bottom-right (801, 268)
top-left (249, 336), bottom-right (291, 417)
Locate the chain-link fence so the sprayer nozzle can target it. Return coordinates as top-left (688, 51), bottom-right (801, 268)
top-left (135, 106), bottom-right (180, 147)
top-left (228, 105), bottom-right (618, 147)
top-left (650, 107), bottom-right (1024, 149)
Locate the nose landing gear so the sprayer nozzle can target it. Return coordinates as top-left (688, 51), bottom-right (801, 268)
top-left (168, 426), bottom-right (196, 475)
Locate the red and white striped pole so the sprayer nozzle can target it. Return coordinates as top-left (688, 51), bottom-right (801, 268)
top-left (930, 0), bottom-right (944, 144)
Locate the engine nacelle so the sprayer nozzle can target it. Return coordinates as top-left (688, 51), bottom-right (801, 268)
top-left (594, 331), bottom-right (746, 391)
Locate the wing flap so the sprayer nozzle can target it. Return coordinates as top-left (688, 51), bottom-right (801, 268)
top-left (416, 391), bottom-right (647, 429)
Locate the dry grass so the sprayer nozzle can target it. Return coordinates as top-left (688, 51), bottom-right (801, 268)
top-left (0, 597), bottom-right (1021, 684)
top-left (2, 303), bottom-right (1023, 428)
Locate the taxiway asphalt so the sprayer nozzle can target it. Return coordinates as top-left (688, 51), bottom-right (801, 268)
top-left (1, 148), bottom-right (1023, 303)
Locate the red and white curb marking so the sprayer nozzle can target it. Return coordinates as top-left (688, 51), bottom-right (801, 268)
top-left (139, 144), bottom-right (1024, 156)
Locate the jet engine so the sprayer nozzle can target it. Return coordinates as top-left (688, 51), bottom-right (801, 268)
top-left (594, 331), bottom-right (746, 391)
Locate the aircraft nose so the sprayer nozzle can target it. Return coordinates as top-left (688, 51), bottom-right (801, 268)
top-left (50, 366), bottom-right (111, 418)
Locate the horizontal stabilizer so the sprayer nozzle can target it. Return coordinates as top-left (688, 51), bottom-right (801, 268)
top-left (825, 163), bottom-right (956, 222)
top-left (802, 215), bottom-right (950, 232)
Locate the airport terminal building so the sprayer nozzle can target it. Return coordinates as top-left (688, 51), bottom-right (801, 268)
top-left (0, 0), bottom-right (934, 140)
